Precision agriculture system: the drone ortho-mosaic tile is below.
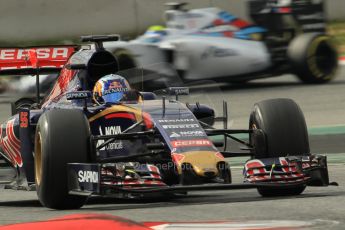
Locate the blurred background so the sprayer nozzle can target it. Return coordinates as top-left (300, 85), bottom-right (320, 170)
top-left (0, 0), bottom-right (344, 88)
top-left (0, 0), bottom-right (344, 44)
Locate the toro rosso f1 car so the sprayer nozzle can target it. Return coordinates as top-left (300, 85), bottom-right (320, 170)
top-left (106, 0), bottom-right (338, 86)
top-left (0, 36), bottom-right (333, 210)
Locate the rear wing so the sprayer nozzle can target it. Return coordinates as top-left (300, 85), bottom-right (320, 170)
top-left (0, 46), bottom-right (78, 75)
top-left (248, 0), bottom-right (326, 34)
top-left (0, 46), bottom-right (78, 105)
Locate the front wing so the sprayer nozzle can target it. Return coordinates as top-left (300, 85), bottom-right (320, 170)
top-left (67, 154), bottom-right (330, 196)
top-left (244, 155), bottom-right (329, 186)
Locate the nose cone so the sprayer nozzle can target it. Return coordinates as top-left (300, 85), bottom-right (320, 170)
top-left (173, 151), bottom-right (223, 177)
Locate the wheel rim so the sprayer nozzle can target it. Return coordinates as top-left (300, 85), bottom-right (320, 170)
top-left (35, 132), bottom-right (42, 186)
top-left (308, 37), bottom-right (338, 80)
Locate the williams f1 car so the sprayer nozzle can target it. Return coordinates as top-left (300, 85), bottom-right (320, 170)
top-left (106, 0), bottom-right (338, 86)
top-left (0, 35), bottom-right (332, 210)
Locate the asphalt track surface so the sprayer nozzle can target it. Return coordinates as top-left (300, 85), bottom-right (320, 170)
top-left (0, 68), bottom-right (344, 229)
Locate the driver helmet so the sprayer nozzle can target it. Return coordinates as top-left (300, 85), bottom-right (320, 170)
top-left (93, 74), bottom-right (131, 104)
top-left (143, 25), bottom-right (167, 43)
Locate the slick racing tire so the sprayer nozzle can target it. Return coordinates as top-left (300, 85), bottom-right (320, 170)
top-left (288, 33), bottom-right (338, 84)
top-left (35, 109), bottom-right (90, 209)
top-left (249, 98), bottom-right (310, 197)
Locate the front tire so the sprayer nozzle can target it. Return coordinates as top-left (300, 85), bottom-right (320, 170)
top-left (249, 98), bottom-right (310, 196)
top-left (35, 109), bottom-right (90, 209)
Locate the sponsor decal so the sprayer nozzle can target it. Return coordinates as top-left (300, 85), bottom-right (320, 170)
top-left (0, 47), bottom-right (75, 69)
top-left (66, 91), bottom-right (91, 100)
top-left (158, 119), bottom-right (195, 123)
top-left (105, 139), bottom-right (122, 151)
top-left (19, 111), bottom-right (29, 128)
top-left (171, 139), bottom-right (212, 148)
top-left (105, 126), bottom-right (122, 135)
top-left (78, 170), bottom-right (99, 183)
top-left (97, 126), bottom-right (123, 150)
top-left (0, 47), bottom-right (71, 60)
top-left (179, 130), bottom-right (204, 136)
top-left (162, 124), bottom-right (199, 129)
top-left (103, 87), bottom-right (129, 96)
top-left (168, 87), bottom-right (189, 96)
top-left (169, 132), bottom-right (181, 138)
top-left (201, 46), bottom-right (239, 59)
top-left (169, 130), bottom-right (204, 138)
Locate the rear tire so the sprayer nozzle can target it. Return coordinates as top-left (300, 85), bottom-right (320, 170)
top-left (288, 33), bottom-right (338, 84)
top-left (35, 109), bottom-right (90, 209)
top-left (249, 98), bottom-right (309, 196)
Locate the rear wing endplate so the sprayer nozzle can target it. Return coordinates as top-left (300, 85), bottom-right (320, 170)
top-left (248, 0), bottom-right (326, 33)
